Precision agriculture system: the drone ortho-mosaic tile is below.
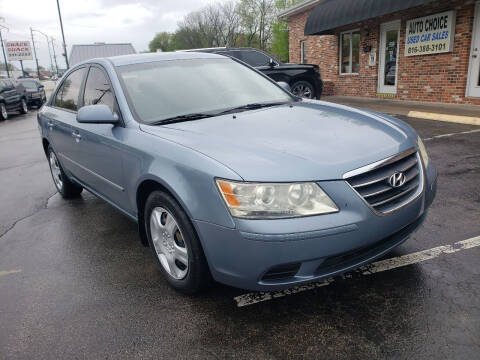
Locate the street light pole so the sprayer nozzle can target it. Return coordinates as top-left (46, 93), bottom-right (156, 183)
top-left (30, 28), bottom-right (41, 80)
top-left (32, 29), bottom-right (54, 74)
top-left (56, 0), bottom-right (69, 69)
top-left (0, 24), bottom-right (10, 78)
top-left (50, 37), bottom-right (59, 76)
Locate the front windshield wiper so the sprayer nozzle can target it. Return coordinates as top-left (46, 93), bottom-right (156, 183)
top-left (150, 113), bottom-right (214, 125)
top-left (216, 102), bottom-right (289, 115)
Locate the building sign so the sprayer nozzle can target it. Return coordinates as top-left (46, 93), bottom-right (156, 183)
top-left (405, 11), bottom-right (456, 57)
top-left (5, 41), bottom-right (33, 61)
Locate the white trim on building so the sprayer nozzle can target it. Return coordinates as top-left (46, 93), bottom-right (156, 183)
top-left (277, 0), bottom-right (323, 19)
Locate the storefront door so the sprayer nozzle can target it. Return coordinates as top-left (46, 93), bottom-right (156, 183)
top-left (378, 20), bottom-right (400, 94)
top-left (467, 2), bottom-right (480, 98)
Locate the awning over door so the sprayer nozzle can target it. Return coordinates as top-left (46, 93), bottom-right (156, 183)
top-left (305, 0), bottom-right (433, 35)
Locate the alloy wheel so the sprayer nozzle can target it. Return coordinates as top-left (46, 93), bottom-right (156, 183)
top-left (150, 207), bottom-right (189, 280)
top-left (49, 151), bottom-right (63, 191)
top-left (292, 84), bottom-right (313, 98)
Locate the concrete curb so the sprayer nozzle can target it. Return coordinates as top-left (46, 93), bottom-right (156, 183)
top-left (408, 111), bottom-right (480, 126)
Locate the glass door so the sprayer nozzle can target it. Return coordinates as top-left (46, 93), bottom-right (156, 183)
top-left (467, 2), bottom-right (480, 97)
top-left (378, 20), bottom-right (400, 94)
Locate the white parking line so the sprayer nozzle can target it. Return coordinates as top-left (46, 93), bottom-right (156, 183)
top-left (423, 128), bottom-right (480, 141)
top-left (234, 235), bottom-right (480, 307)
top-left (0, 269), bottom-right (22, 277)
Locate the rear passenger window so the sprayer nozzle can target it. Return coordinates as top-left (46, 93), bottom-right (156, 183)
top-left (240, 50), bottom-right (270, 67)
top-left (215, 51), bottom-right (232, 58)
top-left (83, 67), bottom-right (115, 112)
top-left (228, 51), bottom-right (243, 60)
top-left (54, 67), bottom-right (86, 111)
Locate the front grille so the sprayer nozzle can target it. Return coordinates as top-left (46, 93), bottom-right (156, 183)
top-left (261, 263), bottom-right (301, 282)
top-left (345, 150), bottom-right (423, 214)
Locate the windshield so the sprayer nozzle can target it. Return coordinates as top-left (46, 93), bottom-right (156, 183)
top-left (117, 58), bottom-right (292, 124)
top-left (21, 81), bottom-right (37, 90)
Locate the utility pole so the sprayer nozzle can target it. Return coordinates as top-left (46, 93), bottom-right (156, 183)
top-left (56, 0), bottom-right (69, 69)
top-left (0, 24), bottom-right (10, 78)
top-left (32, 29), bottom-right (54, 74)
top-left (50, 37), bottom-right (59, 76)
top-left (30, 27), bottom-right (41, 79)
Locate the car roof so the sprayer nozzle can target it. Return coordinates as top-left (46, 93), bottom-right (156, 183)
top-left (83, 51), bottom-right (227, 67)
top-left (182, 47), bottom-right (260, 52)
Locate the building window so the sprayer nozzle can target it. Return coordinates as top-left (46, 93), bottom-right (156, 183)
top-left (340, 30), bottom-right (360, 74)
top-left (300, 40), bottom-right (307, 64)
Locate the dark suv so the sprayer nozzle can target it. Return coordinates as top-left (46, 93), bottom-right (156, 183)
top-left (0, 79), bottom-right (28, 120)
top-left (18, 79), bottom-right (47, 108)
top-left (185, 47), bottom-right (323, 99)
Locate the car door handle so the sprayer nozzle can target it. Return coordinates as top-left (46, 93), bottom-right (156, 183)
top-left (71, 132), bottom-right (82, 142)
top-left (47, 121), bottom-right (55, 129)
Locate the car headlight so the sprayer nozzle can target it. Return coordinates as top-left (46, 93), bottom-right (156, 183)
top-left (418, 137), bottom-right (429, 167)
top-left (216, 179), bottom-right (338, 219)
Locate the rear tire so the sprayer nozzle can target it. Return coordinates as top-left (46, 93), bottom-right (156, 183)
top-left (0, 103), bottom-right (7, 120)
top-left (47, 145), bottom-right (83, 198)
top-left (291, 80), bottom-right (315, 99)
top-left (144, 190), bottom-right (211, 294)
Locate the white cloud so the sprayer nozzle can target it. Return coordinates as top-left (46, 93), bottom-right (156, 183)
top-left (0, 0), bottom-right (220, 70)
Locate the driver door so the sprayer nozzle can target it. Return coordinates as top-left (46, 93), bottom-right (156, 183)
top-left (70, 65), bottom-right (128, 209)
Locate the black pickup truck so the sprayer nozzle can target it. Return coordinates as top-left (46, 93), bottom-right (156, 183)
top-left (185, 47), bottom-right (323, 99)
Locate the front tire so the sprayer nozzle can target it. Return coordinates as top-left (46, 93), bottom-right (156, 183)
top-left (47, 146), bottom-right (83, 198)
top-left (19, 99), bottom-right (28, 114)
top-left (145, 191), bottom-right (211, 294)
top-left (0, 103), bottom-right (8, 120)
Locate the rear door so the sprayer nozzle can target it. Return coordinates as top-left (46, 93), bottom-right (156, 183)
top-left (45, 67), bottom-right (87, 178)
top-left (70, 65), bottom-right (127, 208)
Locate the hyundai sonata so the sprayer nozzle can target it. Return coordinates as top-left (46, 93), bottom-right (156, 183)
top-left (38, 52), bottom-right (437, 294)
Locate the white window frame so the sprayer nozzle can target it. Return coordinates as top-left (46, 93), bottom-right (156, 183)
top-left (339, 29), bottom-right (360, 75)
top-left (300, 40), bottom-right (307, 64)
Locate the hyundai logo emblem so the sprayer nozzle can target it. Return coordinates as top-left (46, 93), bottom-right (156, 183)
top-left (388, 172), bottom-right (406, 188)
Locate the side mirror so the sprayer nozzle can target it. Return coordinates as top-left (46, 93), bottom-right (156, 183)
top-left (269, 58), bottom-right (276, 68)
top-left (77, 104), bottom-right (119, 124)
top-left (277, 81), bottom-right (291, 93)
top-left (38, 85), bottom-right (44, 90)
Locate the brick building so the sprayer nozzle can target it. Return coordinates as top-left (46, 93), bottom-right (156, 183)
top-left (279, 0), bottom-right (480, 105)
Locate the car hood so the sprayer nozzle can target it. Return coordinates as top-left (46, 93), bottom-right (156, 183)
top-left (140, 101), bottom-right (418, 181)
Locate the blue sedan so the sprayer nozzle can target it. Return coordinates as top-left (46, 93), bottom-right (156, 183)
top-left (38, 52), bottom-right (437, 294)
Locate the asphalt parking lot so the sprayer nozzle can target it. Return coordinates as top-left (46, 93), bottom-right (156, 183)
top-left (0, 110), bottom-right (479, 359)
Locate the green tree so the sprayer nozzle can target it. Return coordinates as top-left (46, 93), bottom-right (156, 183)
top-left (238, 0), bottom-right (276, 50)
top-left (149, 32), bottom-right (174, 52)
top-left (270, 0), bottom-right (303, 62)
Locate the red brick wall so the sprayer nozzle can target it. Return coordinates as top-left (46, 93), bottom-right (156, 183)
top-left (287, 0), bottom-right (480, 105)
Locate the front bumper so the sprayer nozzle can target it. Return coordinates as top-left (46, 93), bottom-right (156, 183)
top-left (27, 93), bottom-right (42, 105)
top-left (195, 164), bottom-right (437, 291)
top-left (315, 78), bottom-right (323, 99)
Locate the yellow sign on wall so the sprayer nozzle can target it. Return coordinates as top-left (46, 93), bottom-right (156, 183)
top-left (404, 10), bottom-right (456, 57)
